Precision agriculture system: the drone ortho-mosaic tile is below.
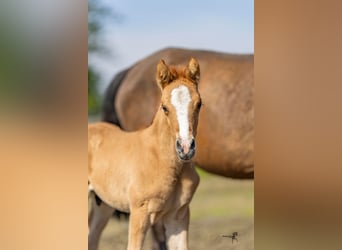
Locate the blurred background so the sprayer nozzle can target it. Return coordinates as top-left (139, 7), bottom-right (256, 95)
top-left (88, 0), bottom-right (254, 114)
top-left (2, 1), bottom-right (341, 250)
top-left (88, 1), bottom-right (254, 249)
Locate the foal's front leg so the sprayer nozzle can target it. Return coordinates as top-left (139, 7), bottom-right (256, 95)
top-left (127, 205), bottom-right (151, 250)
top-left (164, 205), bottom-right (190, 250)
top-left (151, 222), bottom-right (167, 250)
top-left (163, 165), bottom-right (199, 250)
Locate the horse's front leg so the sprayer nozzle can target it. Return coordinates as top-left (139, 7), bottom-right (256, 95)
top-left (151, 222), bottom-right (167, 250)
top-left (127, 205), bottom-right (150, 250)
top-left (164, 205), bottom-right (190, 250)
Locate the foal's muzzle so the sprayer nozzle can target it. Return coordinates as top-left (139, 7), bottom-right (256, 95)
top-left (175, 137), bottom-right (196, 161)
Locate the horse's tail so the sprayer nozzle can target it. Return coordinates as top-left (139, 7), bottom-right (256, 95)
top-left (101, 68), bottom-right (130, 127)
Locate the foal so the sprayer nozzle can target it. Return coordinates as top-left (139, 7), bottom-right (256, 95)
top-left (88, 58), bottom-right (202, 250)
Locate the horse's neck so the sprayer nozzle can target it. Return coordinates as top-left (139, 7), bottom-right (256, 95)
top-left (145, 110), bottom-right (183, 172)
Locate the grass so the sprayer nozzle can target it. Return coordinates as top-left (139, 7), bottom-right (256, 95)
top-left (191, 168), bottom-right (254, 220)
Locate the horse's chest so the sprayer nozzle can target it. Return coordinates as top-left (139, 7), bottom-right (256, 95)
top-left (170, 181), bottom-right (195, 207)
top-left (148, 177), bottom-right (196, 213)
top-left (147, 188), bottom-right (193, 225)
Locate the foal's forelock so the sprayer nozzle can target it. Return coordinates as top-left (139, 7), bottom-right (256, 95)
top-left (171, 85), bottom-right (192, 140)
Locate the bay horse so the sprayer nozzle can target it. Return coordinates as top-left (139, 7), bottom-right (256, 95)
top-left (102, 47), bottom-right (254, 179)
top-left (89, 58), bottom-right (202, 250)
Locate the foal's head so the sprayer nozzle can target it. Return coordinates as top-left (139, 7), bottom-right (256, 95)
top-left (156, 58), bottom-right (202, 161)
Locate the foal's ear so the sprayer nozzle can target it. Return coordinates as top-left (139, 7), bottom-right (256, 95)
top-left (185, 57), bottom-right (200, 85)
top-left (156, 59), bottom-right (173, 89)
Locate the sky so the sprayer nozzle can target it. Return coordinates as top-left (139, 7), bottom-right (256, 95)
top-left (90, 0), bottom-right (254, 93)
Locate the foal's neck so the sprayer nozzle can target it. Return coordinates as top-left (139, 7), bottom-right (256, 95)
top-left (146, 109), bottom-right (183, 169)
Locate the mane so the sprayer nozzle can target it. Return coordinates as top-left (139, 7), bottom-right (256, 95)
top-left (168, 66), bottom-right (189, 80)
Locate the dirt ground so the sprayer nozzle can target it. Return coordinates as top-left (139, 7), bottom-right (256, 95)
top-left (93, 169), bottom-right (254, 250)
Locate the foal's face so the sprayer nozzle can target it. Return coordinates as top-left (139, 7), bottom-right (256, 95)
top-left (161, 83), bottom-right (201, 161)
top-left (156, 58), bottom-right (202, 161)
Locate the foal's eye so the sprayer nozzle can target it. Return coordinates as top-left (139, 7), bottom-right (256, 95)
top-left (161, 105), bottom-right (169, 114)
top-left (196, 101), bottom-right (202, 110)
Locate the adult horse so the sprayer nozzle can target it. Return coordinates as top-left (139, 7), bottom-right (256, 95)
top-left (102, 47), bottom-right (254, 179)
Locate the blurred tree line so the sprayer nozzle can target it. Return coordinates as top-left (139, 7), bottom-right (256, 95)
top-left (88, 0), bottom-right (119, 114)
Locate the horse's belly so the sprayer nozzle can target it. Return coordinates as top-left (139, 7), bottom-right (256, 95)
top-left (89, 148), bottom-right (133, 212)
top-left (90, 178), bottom-right (130, 213)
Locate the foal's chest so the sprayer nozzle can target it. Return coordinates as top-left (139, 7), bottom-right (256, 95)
top-left (146, 166), bottom-right (199, 217)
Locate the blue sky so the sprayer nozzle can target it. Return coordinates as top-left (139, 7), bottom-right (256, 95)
top-left (91, 0), bottom-right (254, 92)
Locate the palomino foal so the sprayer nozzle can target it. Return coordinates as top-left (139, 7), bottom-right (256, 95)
top-left (88, 58), bottom-right (202, 250)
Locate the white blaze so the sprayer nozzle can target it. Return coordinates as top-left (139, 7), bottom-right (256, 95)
top-left (171, 85), bottom-right (191, 141)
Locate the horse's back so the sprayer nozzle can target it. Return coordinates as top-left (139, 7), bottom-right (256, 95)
top-left (88, 122), bottom-right (121, 136)
top-left (88, 122), bottom-right (124, 172)
top-left (88, 122), bottom-right (121, 148)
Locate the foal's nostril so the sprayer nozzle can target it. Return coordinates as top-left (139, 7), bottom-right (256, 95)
top-left (190, 139), bottom-right (196, 150)
top-left (176, 139), bottom-right (182, 151)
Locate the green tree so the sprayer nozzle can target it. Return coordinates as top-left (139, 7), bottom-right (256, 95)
top-left (88, 66), bottom-right (100, 113)
top-left (88, 0), bottom-right (118, 114)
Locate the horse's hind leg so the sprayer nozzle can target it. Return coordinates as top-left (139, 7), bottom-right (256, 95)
top-left (88, 192), bottom-right (114, 250)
